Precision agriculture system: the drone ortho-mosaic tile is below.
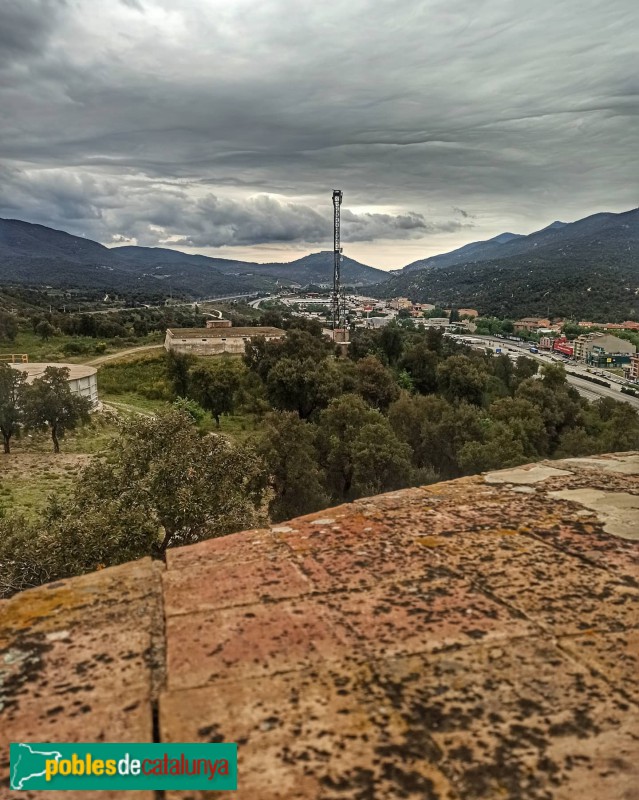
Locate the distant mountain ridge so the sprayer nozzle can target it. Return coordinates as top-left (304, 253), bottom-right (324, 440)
top-left (402, 231), bottom-right (524, 273)
top-left (0, 218), bottom-right (390, 296)
top-left (370, 208), bottom-right (639, 321)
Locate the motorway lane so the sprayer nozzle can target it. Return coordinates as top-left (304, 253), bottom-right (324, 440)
top-left (563, 372), bottom-right (639, 409)
top-left (470, 335), bottom-right (639, 409)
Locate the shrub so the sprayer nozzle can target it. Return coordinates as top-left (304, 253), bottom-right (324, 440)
top-left (63, 340), bottom-right (90, 356)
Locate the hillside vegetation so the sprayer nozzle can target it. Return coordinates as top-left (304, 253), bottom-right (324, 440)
top-left (0, 217), bottom-right (389, 297)
top-left (2, 319), bottom-right (638, 597)
top-left (373, 208), bottom-right (639, 321)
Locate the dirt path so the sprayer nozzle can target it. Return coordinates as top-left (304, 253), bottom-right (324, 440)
top-left (101, 400), bottom-right (156, 418)
top-left (86, 344), bottom-right (164, 366)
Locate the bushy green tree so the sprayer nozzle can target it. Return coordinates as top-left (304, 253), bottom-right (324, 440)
top-left (70, 410), bottom-right (264, 553)
top-left (458, 422), bottom-right (527, 473)
top-left (189, 358), bottom-right (244, 427)
top-left (513, 356), bottom-right (539, 384)
top-left (355, 355), bottom-right (399, 411)
top-left (488, 397), bottom-right (548, 457)
top-left (425, 327), bottom-right (444, 355)
top-left (22, 367), bottom-right (91, 452)
top-left (515, 366), bottom-right (583, 448)
top-left (317, 395), bottom-right (412, 500)
top-left (260, 309), bottom-right (284, 328)
top-left (437, 355), bottom-right (488, 406)
top-left (400, 342), bottom-right (439, 394)
top-left (0, 411), bottom-right (268, 596)
top-left (266, 357), bottom-right (342, 419)
top-left (35, 319), bottom-right (55, 341)
top-left (0, 363), bottom-right (26, 454)
top-left (244, 329), bottom-right (334, 382)
top-left (348, 329), bottom-right (382, 362)
top-left (166, 350), bottom-right (195, 397)
top-left (173, 396), bottom-right (207, 423)
top-left (349, 420), bottom-right (413, 497)
top-left (420, 400), bottom-right (484, 477)
top-left (597, 402), bottom-right (639, 452)
top-left (0, 312), bottom-right (18, 342)
top-left (379, 324), bottom-right (405, 365)
top-left (257, 411), bottom-right (328, 522)
top-left (389, 392), bottom-right (445, 469)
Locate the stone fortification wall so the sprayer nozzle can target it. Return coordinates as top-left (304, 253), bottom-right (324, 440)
top-left (1, 453), bottom-right (638, 798)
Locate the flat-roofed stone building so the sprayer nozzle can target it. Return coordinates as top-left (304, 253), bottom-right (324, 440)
top-left (164, 326), bottom-right (286, 356)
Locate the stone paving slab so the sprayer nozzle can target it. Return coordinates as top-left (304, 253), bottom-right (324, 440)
top-left (166, 528), bottom-right (289, 571)
top-left (165, 597), bottom-right (356, 690)
top-left (161, 663), bottom-right (461, 800)
top-left (374, 640), bottom-right (638, 800)
top-left (323, 576), bottom-right (536, 658)
top-left (559, 628), bottom-right (639, 704)
top-left (163, 556), bottom-right (313, 615)
top-left (0, 559), bottom-right (162, 797)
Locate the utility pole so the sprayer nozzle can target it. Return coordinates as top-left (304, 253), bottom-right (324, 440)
top-left (331, 189), bottom-right (343, 337)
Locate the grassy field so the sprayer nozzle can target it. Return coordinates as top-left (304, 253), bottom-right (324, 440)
top-left (0, 330), bottom-right (162, 364)
top-left (0, 414), bottom-right (122, 518)
top-left (0, 453), bottom-right (91, 519)
top-left (7, 412), bottom-right (121, 455)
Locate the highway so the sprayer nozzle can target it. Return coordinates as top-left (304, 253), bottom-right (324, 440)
top-left (83, 292), bottom-right (260, 315)
top-left (466, 334), bottom-right (639, 410)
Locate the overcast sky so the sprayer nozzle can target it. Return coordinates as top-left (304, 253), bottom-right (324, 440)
top-left (1, 0), bottom-right (637, 268)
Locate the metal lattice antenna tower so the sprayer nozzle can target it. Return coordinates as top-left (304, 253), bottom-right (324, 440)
top-left (332, 189), bottom-right (343, 335)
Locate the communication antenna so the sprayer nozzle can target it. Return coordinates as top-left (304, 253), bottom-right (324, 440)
top-left (331, 189), bottom-right (343, 336)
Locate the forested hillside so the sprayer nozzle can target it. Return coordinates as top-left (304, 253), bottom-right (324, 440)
top-left (372, 208), bottom-right (639, 320)
top-left (0, 218), bottom-right (388, 296)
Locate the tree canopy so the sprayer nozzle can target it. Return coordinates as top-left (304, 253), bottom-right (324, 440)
top-left (22, 366), bottom-right (91, 452)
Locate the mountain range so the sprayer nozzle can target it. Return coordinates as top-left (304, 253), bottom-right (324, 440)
top-left (0, 218), bottom-right (389, 298)
top-left (1, 209), bottom-right (638, 321)
top-left (373, 208), bottom-right (639, 321)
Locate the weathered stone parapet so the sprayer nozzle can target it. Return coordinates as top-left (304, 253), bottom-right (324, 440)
top-left (2, 453), bottom-right (638, 799)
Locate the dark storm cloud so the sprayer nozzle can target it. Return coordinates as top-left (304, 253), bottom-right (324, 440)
top-left (0, 0), bottom-right (67, 65)
top-left (0, 0), bottom-right (637, 264)
top-left (0, 166), bottom-right (465, 248)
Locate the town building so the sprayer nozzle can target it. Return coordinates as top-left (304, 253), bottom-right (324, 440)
top-left (10, 362), bottom-right (99, 409)
top-left (419, 317), bottom-right (450, 328)
top-left (366, 316), bottom-right (393, 329)
top-left (164, 326), bottom-right (285, 356)
top-left (627, 354), bottom-right (639, 382)
top-left (576, 320), bottom-right (639, 332)
top-left (552, 337), bottom-right (575, 357)
top-left (513, 317), bottom-right (551, 333)
top-left (449, 320), bottom-right (477, 333)
top-left (205, 318), bottom-right (232, 329)
top-left (458, 308), bottom-right (479, 318)
top-left (572, 332), bottom-right (636, 364)
top-left (387, 297), bottom-right (413, 311)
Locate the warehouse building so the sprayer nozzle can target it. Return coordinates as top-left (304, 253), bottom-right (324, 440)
top-left (164, 326), bottom-right (286, 356)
